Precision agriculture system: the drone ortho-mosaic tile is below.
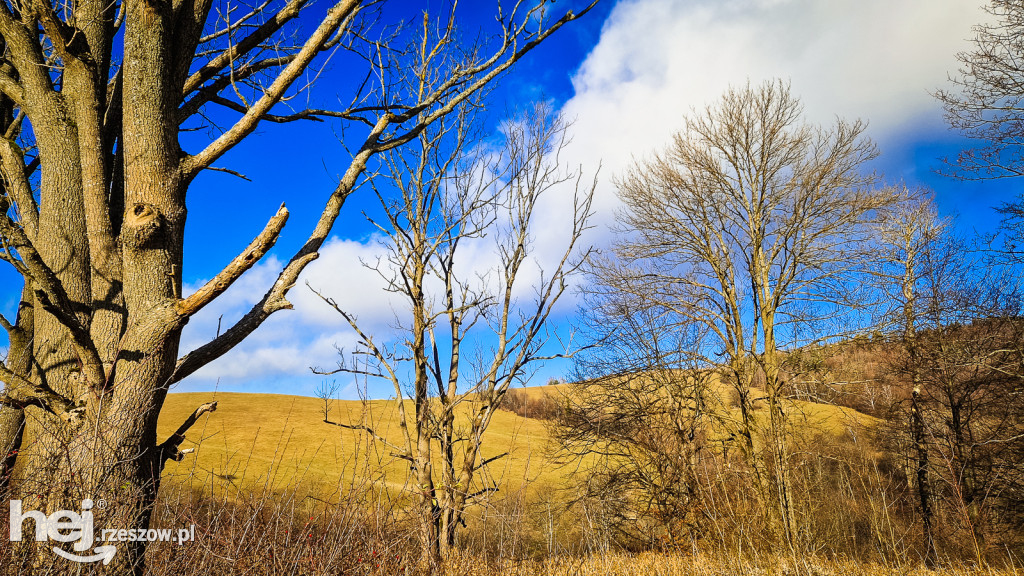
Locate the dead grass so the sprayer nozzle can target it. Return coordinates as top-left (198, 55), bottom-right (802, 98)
top-left (436, 552), bottom-right (1023, 576)
top-left (157, 391), bottom-right (556, 496)
top-left (147, 388), bottom-right (1021, 575)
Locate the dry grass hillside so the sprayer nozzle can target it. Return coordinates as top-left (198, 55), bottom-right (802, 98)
top-left (135, 371), bottom-right (1024, 575)
top-left (157, 378), bottom-right (874, 498)
top-left (157, 389), bottom-right (557, 496)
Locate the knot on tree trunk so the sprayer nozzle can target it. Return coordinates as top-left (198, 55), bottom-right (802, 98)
top-left (123, 203), bottom-right (164, 250)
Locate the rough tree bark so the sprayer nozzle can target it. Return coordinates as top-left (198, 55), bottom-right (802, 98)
top-left (0, 1), bottom-right (600, 573)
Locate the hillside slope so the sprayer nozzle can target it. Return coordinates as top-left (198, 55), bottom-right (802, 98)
top-left (157, 390), bottom-right (556, 496)
top-left (157, 382), bottom-right (875, 497)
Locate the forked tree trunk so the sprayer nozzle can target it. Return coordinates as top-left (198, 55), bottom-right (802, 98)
top-left (729, 358), bottom-right (783, 551)
top-left (8, 167), bottom-right (186, 576)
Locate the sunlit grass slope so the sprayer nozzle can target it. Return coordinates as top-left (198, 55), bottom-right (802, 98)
top-left (157, 390), bottom-right (557, 496)
top-left (157, 381), bottom-right (873, 497)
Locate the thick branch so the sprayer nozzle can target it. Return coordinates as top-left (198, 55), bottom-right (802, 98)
top-left (0, 8), bottom-right (56, 100)
top-left (36, 0), bottom-right (91, 64)
top-left (0, 71), bottom-right (23, 105)
top-left (159, 401), bottom-right (218, 464)
top-left (0, 214), bottom-right (106, 386)
top-left (0, 311), bottom-right (13, 336)
top-left (177, 204), bottom-right (288, 317)
top-left (178, 55), bottom-right (296, 123)
top-left (182, 0), bottom-right (356, 176)
top-left (168, 252), bottom-right (316, 384)
top-left (0, 139), bottom-right (38, 238)
top-left (0, 361), bottom-right (80, 418)
top-left (181, 0), bottom-right (310, 96)
top-left (170, 0), bottom-right (217, 95)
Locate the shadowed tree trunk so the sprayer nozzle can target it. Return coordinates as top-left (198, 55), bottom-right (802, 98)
top-left (873, 190), bottom-right (946, 568)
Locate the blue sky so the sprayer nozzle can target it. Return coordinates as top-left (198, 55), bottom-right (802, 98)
top-left (0, 0), bottom-right (1014, 399)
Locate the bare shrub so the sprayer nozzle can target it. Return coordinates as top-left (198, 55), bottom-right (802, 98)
top-left (497, 388), bottom-right (561, 421)
top-left (145, 481), bottom-right (416, 576)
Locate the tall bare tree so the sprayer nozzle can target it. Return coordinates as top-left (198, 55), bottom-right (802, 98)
top-left (894, 236), bottom-right (1024, 563)
top-left (873, 189), bottom-right (948, 567)
top-left (313, 104), bottom-right (594, 568)
top-left (610, 80), bottom-right (888, 551)
top-left (0, 1), bottom-right (600, 573)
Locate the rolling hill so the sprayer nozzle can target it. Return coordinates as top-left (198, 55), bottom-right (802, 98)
top-left (157, 389), bottom-right (560, 497)
top-left (157, 379), bottom-right (875, 499)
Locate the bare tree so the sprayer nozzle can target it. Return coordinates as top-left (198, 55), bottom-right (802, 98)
top-left (894, 236), bottom-right (1024, 562)
top-left (0, 1), bottom-right (600, 573)
top-left (312, 104), bottom-right (594, 568)
top-left (937, 0), bottom-right (1024, 182)
top-left (936, 0), bottom-right (1024, 259)
top-left (554, 274), bottom-right (718, 547)
top-left (610, 80), bottom-right (889, 552)
top-left (873, 189), bottom-right (948, 567)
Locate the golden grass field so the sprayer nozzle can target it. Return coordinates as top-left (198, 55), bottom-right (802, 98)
top-left (150, 387), bottom-right (1024, 576)
top-left (156, 380), bottom-right (875, 496)
top-left (157, 389), bottom-right (559, 496)
top-left (435, 552), bottom-right (1022, 576)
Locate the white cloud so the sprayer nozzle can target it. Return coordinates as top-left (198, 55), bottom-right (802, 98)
top-left (176, 226), bottom-right (583, 396)
top-left (559, 0), bottom-right (986, 227)
top-left (175, 238), bottom-right (400, 395)
top-left (289, 237), bottom-right (406, 332)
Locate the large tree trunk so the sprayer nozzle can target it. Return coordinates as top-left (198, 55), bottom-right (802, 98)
top-left (10, 190), bottom-right (184, 576)
top-left (7, 5), bottom-right (185, 566)
top-left (766, 380), bottom-right (797, 553)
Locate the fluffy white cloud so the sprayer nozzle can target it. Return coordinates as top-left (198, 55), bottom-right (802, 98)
top-left (559, 0), bottom-right (985, 226)
top-left (176, 228), bottom-right (581, 396)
